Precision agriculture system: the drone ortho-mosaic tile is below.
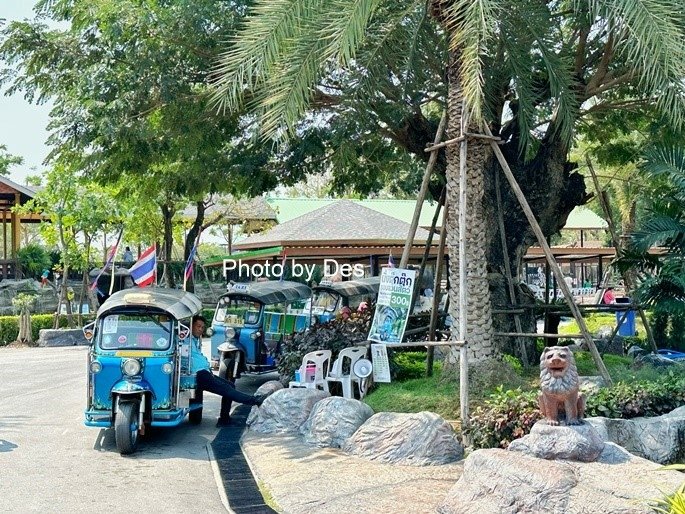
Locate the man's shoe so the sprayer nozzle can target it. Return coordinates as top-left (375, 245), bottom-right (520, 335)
top-left (216, 417), bottom-right (232, 427)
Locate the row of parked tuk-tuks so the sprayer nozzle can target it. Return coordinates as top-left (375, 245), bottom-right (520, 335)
top-left (82, 277), bottom-right (380, 454)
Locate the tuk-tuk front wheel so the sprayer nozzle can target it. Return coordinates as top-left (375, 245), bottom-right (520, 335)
top-left (115, 400), bottom-right (140, 455)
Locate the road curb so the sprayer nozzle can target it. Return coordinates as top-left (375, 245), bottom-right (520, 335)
top-left (206, 442), bottom-right (233, 513)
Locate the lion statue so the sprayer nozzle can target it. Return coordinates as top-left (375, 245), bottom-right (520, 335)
top-left (538, 346), bottom-right (585, 425)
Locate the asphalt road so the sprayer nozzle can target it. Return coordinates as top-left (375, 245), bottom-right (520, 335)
top-left (0, 345), bottom-right (261, 513)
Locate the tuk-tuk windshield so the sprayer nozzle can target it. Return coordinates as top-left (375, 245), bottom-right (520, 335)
top-left (98, 313), bottom-right (173, 350)
top-left (311, 291), bottom-right (339, 314)
top-left (215, 297), bottom-right (262, 327)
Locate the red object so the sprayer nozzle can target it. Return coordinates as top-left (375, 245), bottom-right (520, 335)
top-left (603, 289), bottom-right (615, 304)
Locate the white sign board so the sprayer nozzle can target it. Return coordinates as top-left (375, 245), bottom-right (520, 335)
top-left (370, 343), bottom-right (391, 383)
top-left (368, 267), bottom-right (416, 344)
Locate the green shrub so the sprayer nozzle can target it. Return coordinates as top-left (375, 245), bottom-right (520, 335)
top-left (390, 351), bottom-right (427, 381)
top-left (0, 314), bottom-right (94, 346)
top-left (501, 354), bottom-right (523, 374)
top-left (585, 370), bottom-right (685, 418)
top-left (466, 387), bottom-right (542, 449)
top-left (16, 244), bottom-right (52, 280)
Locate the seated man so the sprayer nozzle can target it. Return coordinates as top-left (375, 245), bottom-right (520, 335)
top-left (184, 315), bottom-right (266, 427)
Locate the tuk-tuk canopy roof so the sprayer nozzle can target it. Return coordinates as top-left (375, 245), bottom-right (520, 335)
top-left (221, 280), bottom-right (311, 305)
top-left (97, 287), bottom-right (203, 320)
top-left (313, 277), bottom-right (381, 298)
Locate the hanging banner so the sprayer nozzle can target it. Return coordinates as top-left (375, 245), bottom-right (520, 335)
top-left (368, 267), bottom-right (416, 344)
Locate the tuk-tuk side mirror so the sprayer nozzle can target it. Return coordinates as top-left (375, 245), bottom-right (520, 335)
top-left (82, 321), bottom-right (96, 343)
top-left (178, 322), bottom-right (190, 340)
top-left (205, 327), bottom-right (214, 337)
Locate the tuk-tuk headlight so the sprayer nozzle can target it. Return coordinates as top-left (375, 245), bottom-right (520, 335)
top-left (90, 361), bottom-right (102, 374)
top-left (226, 327), bottom-right (236, 339)
top-left (250, 331), bottom-right (261, 340)
top-left (122, 358), bottom-right (142, 376)
top-left (161, 362), bottom-right (174, 374)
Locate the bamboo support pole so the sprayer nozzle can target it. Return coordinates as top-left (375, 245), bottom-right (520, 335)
top-left (424, 132), bottom-right (501, 153)
top-left (427, 211), bottom-right (448, 376)
top-left (586, 156), bottom-right (658, 352)
top-left (484, 125), bottom-right (613, 385)
top-left (495, 170), bottom-right (529, 364)
top-left (400, 110), bottom-right (447, 269)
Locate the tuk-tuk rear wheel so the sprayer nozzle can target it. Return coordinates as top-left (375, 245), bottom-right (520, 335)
top-left (115, 400), bottom-right (139, 455)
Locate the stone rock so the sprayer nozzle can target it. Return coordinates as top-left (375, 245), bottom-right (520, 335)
top-left (247, 388), bottom-right (329, 434)
top-left (585, 406), bottom-right (685, 464)
top-left (438, 446), bottom-right (684, 514)
top-left (635, 353), bottom-right (676, 367)
top-left (299, 397), bottom-right (374, 448)
top-left (508, 421), bottom-right (604, 462)
top-left (255, 380), bottom-right (284, 397)
top-left (342, 411), bottom-right (463, 466)
top-left (38, 328), bottom-right (89, 347)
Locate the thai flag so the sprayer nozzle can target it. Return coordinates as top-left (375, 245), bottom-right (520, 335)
top-left (388, 253), bottom-right (395, 268)
top-left (129, 245), bottom-right (157, 287)
top-left (184, 239), bottom-right (198, 283)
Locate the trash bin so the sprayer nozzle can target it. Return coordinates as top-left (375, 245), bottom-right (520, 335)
top-left (615, 297), bottom-right (636, 337)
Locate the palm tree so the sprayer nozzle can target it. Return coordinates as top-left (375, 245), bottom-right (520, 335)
top-left (624, 144), bottom-right (685, 314)
top-left (212, 0), bottom-right (685, 364)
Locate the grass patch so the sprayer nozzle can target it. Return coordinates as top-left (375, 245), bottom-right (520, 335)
top-left (558, 313), bottom-right (646, 338)
top-left (365, 350), bottom-right (677, 420)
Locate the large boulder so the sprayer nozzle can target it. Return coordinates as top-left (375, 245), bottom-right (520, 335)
top-left (585, 406), bottom-right (685, 464)
top-left (508, 421), bottom-right (605, 462)
top-left (438, 444), bottom-right (684, 514)
top-left (254, 380), bottom-right (284, 397)
top-left (342, 411), bottom-right (463, 466)
top-left (38, 328), bottom-right (89, 347)
top-left (299, 397), bottom-right (374, 448)
top-left (246, 388), bottom-right (329, 434)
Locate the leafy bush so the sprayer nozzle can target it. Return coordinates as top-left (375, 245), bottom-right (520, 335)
top-left (0, 314), bottom-right (93, 346)
top-left (501, 354), bottom-right (523, 374)
top-left (17, 244), bottom-right (52, 280)
top-left (585, 370), bottom-right (685, 418)
top-left (277, 309), bottom-right (373, 382)
top-left (466, 387), bottom-right (542, 449)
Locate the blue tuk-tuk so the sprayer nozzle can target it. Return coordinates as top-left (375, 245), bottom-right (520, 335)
top-left (311, 277), bottom-right (380, 323)
top-left (83, 288), bottom-right (204, 455)
top-left (210, 280), bottom-right (311, 376)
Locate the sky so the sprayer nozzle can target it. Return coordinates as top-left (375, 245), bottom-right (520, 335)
top-left (0, 1), bottom-right (54, 185)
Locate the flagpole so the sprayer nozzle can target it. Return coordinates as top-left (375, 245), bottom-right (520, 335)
top-left (108, 228), bottom-right (124, 295)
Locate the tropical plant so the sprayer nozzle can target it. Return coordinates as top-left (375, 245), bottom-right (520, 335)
top-left (11, 293), bottom-right (36, 344)
top-left (212, 0), bottom-right (685, 369)
top-left (16, 243), bottom-right (51, 280)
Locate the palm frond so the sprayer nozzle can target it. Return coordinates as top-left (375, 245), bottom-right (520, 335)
top-left (632, 214), bottom-right (685, 252)
top-left (211, 0), bottom-right (327, 113)
top-left (642, 145), bottom-right (685, 194)
top-left (581, 0), bottom-right (685, 129)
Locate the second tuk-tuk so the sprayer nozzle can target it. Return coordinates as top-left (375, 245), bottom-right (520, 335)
top-left (210, 280), bottom-right (311, 376)
top-left (311, 276), bottom-right (380, 323)
top-left (83, 288), bottom-right (204, 455)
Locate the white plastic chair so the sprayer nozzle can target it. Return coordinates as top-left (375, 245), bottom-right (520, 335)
top-left (325, 347), bottom-right (368, 399)
top-left (288, 350), bottom-right (331, 392)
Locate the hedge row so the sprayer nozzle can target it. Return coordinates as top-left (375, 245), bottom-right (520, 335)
top-left (0, 314), bottom-right (93, 346)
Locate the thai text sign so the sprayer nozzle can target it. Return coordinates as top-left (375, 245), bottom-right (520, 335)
top-left (368, 267), bottom-right (416, 344)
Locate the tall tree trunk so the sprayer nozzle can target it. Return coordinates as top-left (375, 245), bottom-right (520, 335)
top-left (161, 203), bottom-right (175, 288)
top-left (444, 53), bottom-right (495, 364)
top-left (184, 200), bottom-right (205, 293)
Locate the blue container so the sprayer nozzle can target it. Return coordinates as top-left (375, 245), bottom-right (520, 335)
top-left (615, 297), bottom-right (636, 337)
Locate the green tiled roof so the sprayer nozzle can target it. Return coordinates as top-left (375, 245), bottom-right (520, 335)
top-left (266, 197), bottom-right (442, 227)
top-left (203, 246), bottom-right (283, 266)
